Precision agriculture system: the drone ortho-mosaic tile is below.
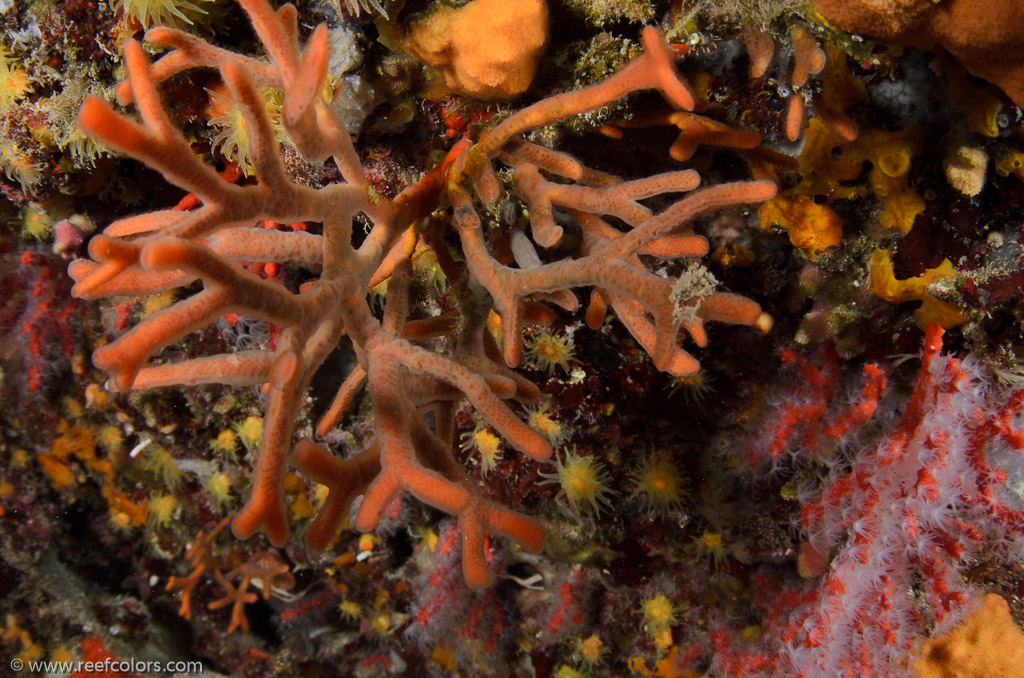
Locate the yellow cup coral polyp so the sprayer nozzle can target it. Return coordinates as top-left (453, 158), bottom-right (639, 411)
top-left (392, 0), bottom-right (548, 99)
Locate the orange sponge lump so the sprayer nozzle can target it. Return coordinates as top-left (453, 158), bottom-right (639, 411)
top-left (911, 593), bottom-right (1024, 678)
top-left (395, 0), bottom-right (548, 99)
top-left (812, 0), bottom-right (1024, 107)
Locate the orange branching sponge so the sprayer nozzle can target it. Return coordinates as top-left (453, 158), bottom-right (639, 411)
top-left (739, 27), bottom-right (775, 80)
top-left (736, 24), bottom-right (836, 143)
top-left (70, 0), bottom-right (777, 589)
top-left (166, 518), bottom-right (230, 621)
top-left (815, 43), bottom-right (866, 143)
top-left (166, 517), bottom-right (295, 632)
top-left (601, 111), bottom-right (763, 164)
top-left (786, 26), bottom-right (826, 142)
top-left (209, 550), bottom-right (294, 633)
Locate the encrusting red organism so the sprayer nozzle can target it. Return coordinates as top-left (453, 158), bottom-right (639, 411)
top-left (69, 0), bottom-right (778, 588)
top-left (703, 324), bottom-right (1024, 677)
top-left (1, 250), bottom-right (84, 394)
